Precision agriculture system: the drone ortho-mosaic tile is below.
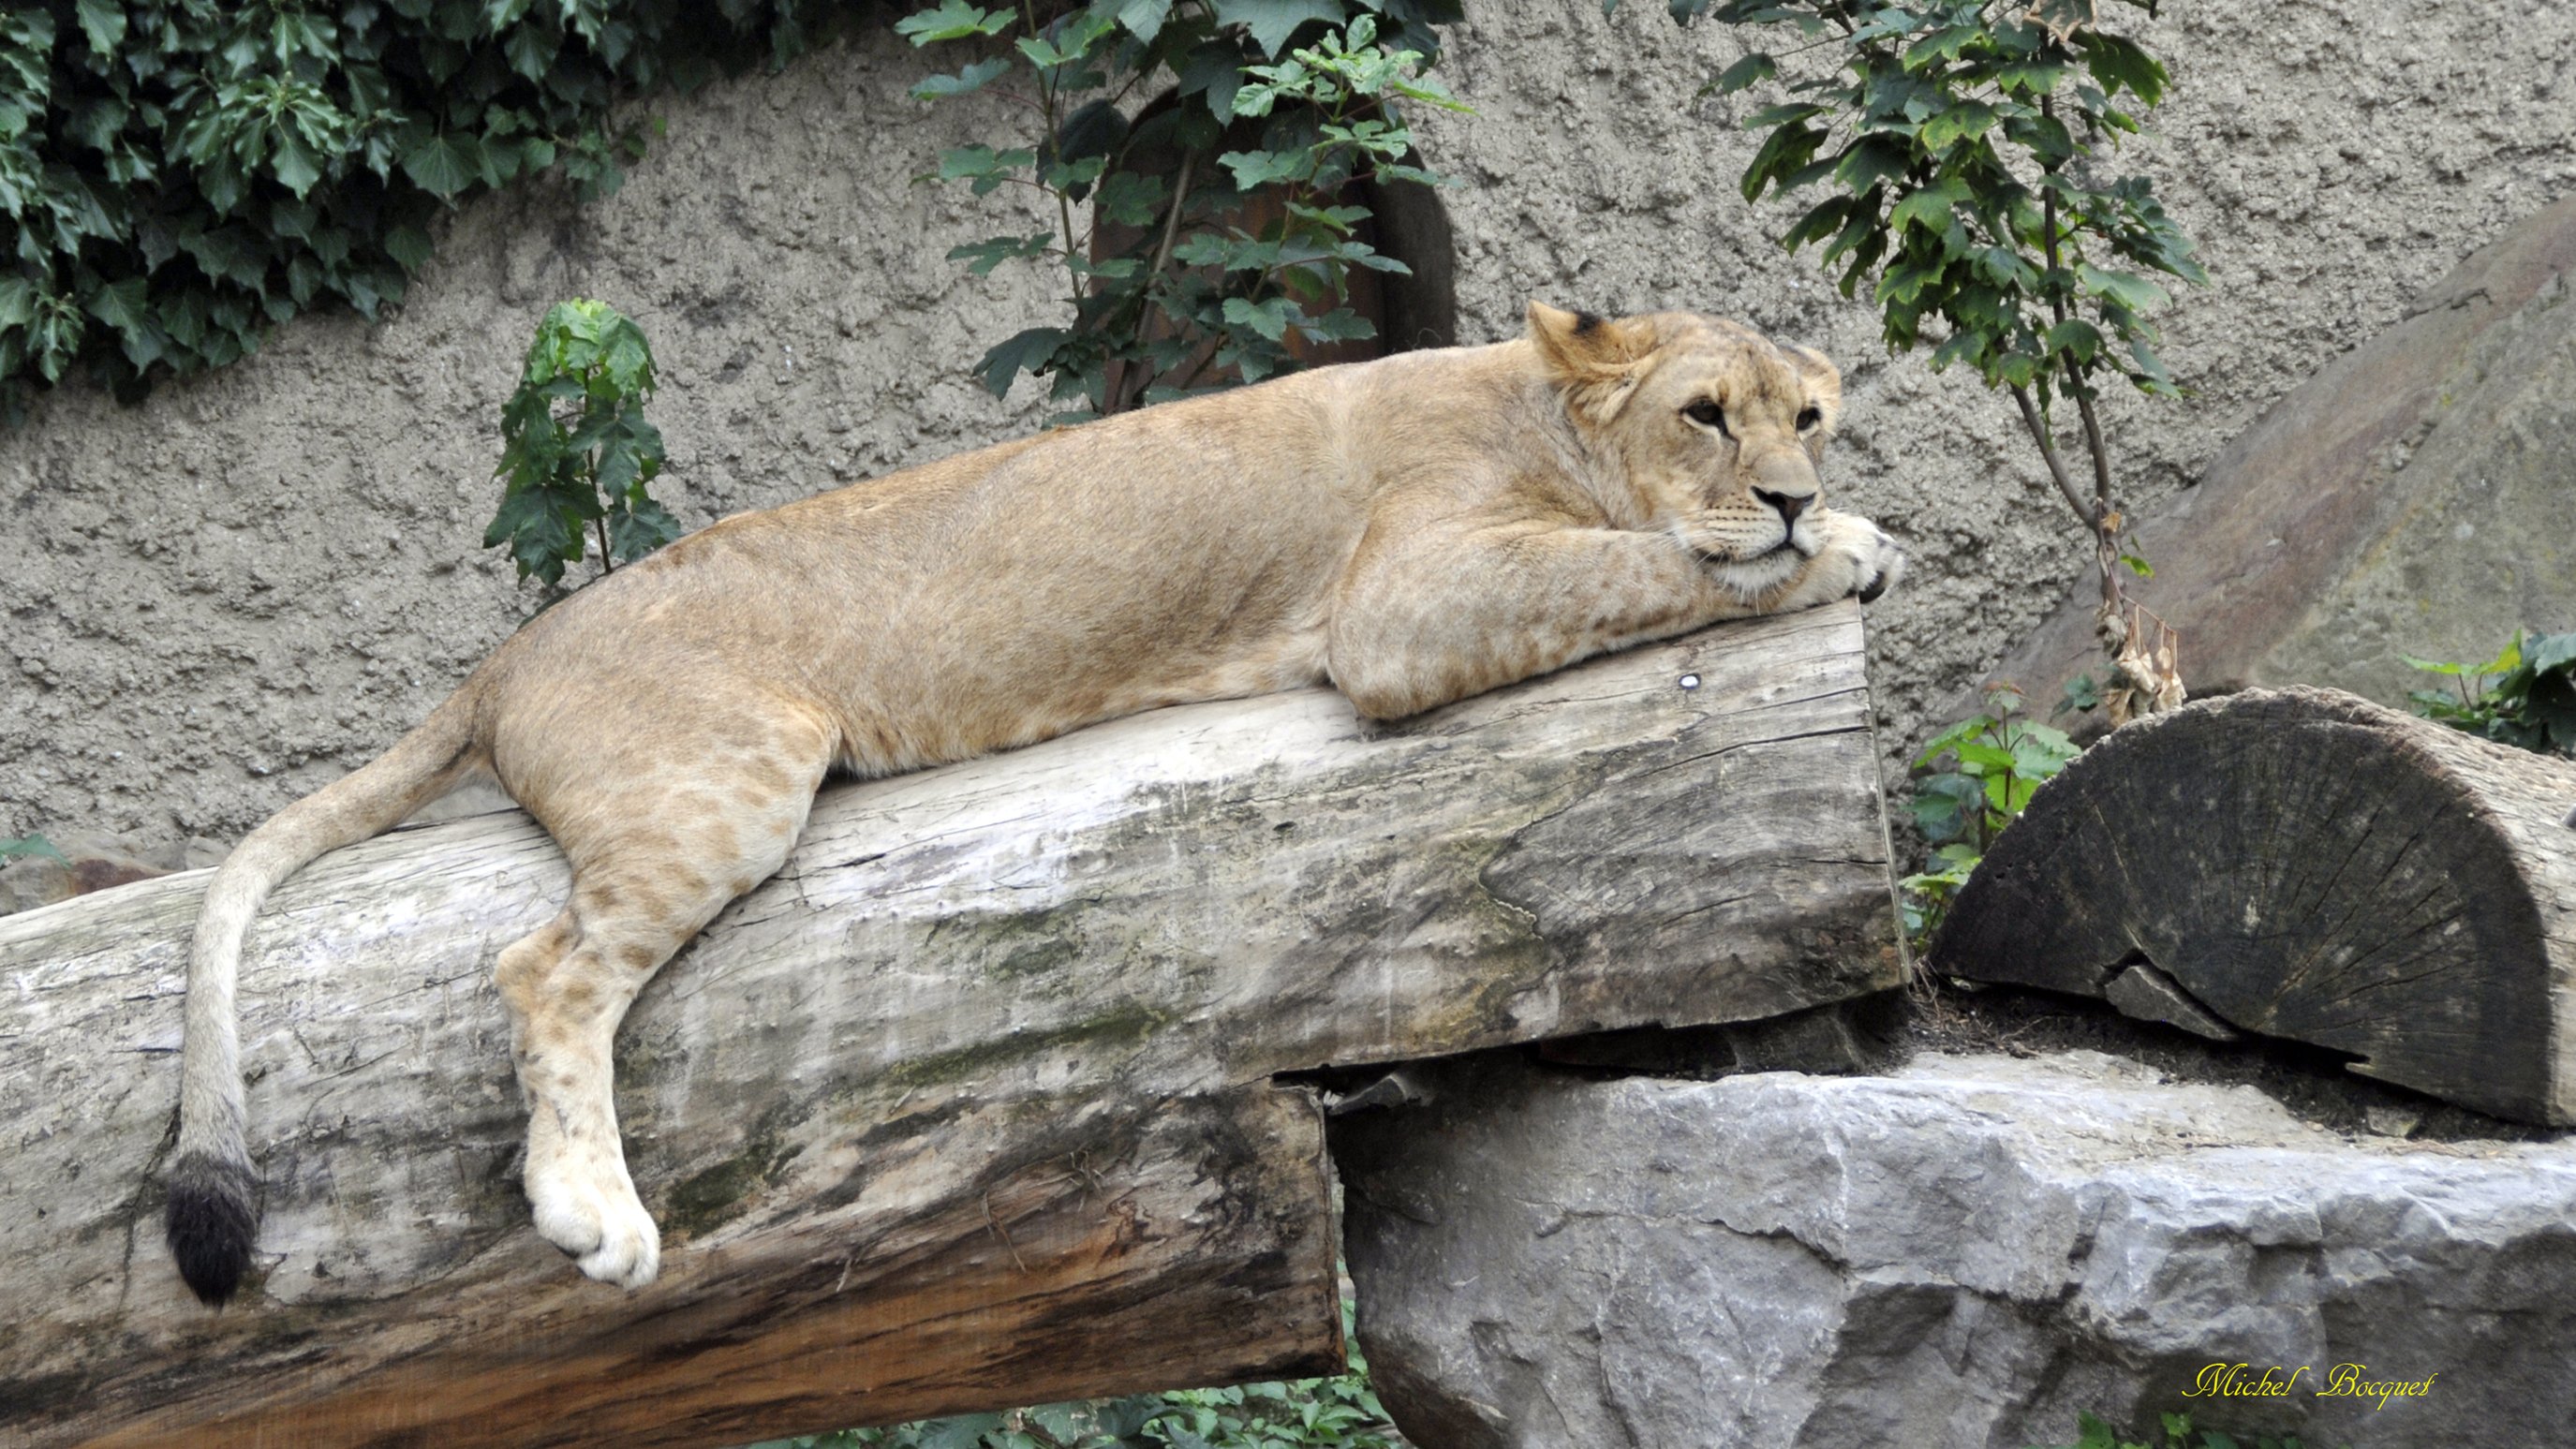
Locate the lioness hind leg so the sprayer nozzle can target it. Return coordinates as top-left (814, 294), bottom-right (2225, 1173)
top-left (495, 705), bottom-right (833, 1288)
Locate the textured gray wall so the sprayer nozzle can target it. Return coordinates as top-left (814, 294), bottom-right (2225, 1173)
top-left (6, 2), bottom-right (2574, 856)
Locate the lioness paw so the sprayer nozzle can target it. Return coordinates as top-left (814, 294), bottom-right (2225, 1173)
top-left (529, 1159), bottom-right (662, 1289)
top-left (1790, 510), bottom-right (1904, 609)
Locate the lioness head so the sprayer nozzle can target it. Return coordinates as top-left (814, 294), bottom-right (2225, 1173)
top-left (1527, 301), bottom-right (1843, 594)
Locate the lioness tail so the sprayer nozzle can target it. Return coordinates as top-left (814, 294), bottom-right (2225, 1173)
top-left (169, 685), bottom-right (489, 1305)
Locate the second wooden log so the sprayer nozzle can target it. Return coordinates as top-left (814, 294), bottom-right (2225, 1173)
top-left (1932, 686), bottom-right (2576, 1123)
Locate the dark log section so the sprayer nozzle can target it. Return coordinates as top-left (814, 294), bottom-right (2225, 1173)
top-left (0, 601), bottom-right (1902, 1449)
top-left (1933, 686), bottom-right (2576, 1123)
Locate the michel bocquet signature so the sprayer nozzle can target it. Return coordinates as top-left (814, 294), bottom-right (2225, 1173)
top-left (2184, 1363), bottom-right (2438, 1411)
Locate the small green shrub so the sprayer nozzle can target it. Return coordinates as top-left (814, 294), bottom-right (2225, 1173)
top-left (2030, 1408), bottom-right (2337, 1449)
top-left (2405, 629), bottom-right (2576, 758)
top-left (485, 298), bottom-right (678, 586)
top-left (901, 0), bottom-right (1463, 420)
top-left (746, 1300), bottom-right (1402, 1449)
top-left (1901, 683), bottom-right (2079, 942)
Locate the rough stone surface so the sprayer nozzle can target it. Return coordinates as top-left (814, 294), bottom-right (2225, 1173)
top-left (1984, 197), bottom-right (2576, 718)
top-left (1332, 1050), bottom-right (2576, 1449)
top-left (7, 4), bottom-right (2576, 852)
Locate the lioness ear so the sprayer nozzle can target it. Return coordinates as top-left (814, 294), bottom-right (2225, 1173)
top-left (1527, 302), bottom-right (1660, 424)
top-left (1780, 342), bottom-right (1843, 434)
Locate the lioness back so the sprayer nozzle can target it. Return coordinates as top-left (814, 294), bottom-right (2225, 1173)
top-left (480, 342), bottom-right (1532, 778)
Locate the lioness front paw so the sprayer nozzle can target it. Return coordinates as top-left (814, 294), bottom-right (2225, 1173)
top-left (528, 1156), bottom-right (662, 1289)
top-left (1789, 510), bottom-right (1905, 609)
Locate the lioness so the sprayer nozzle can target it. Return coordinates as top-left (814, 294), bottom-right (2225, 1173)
top-left (166, 302), bottom-right (1902, 1303)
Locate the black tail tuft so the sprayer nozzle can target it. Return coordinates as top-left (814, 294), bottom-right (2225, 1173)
top-left (167, 1150), bottom-right (259, 1306)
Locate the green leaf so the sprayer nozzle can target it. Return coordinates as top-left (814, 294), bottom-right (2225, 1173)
top-left (82, 276), bottom-right (161, 367)
top-left (1211, 0), bottom-right (1345, 58)
top-left (2044, 318), bottom-right (2103, 364)
top-left (1222, 294), bottom-right (1299, 342)
top-left (0, 275), bottom-right (33, 332)
top-left (73, 0), bottom-right (126, 55)
top-left (1741, 101), bottom-right (1827, 129)
top-left (1118, 0), bottom-right (1177, 42)
top-left (911, 56), bottom-right (1011, 98)
top-left (895, 0), bottom-right (1014, 44)
top-left (974, 325), bottom-right (1068, 396)
top-left (1888, 179), bottom-right (1966, 235)
top-left (2524, 632), bottom-right (2576, 676)
top-left (383, 223), bottom-right (434, 273)
top-left (1902, 24), bottom-right (1981, 71)
top-left (2118, 550), bottom-right (2153, 578)
top-left (1994, 59), bottom-right (2068, 96)
top-left (401, 132), bottom-right (486, 199)
top-left (2075, 261), bottom-right (2169, 313)
top-left (2077, 30), bottom-right (2165, 105)
top-left (1951, 741), bottom-right (2018, 775)
top-left (947, 229), bottom-right (1056, 274)
top-left (1217, 146), bottom-right (1304, 189)
top-left (1918, 100), bottom-right (1997, 153)
top-left (1740, 121), bottom-right (1825, 201)
top-left (1831, 135), bottom-right (1911, 195)
top-left (1711, 52), bottom-right (1776, 95)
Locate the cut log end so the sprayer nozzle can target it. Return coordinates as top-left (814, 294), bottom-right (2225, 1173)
top-left (1933, 686), bottom-right (2576, 1125)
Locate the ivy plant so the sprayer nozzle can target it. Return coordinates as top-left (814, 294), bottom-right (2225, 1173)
top-left (1627, 0), bottom-right (2207, 718)
top-left (901, 0), bottom-right (1464, 420)
top-left (486, 297), bottom-right (678, 586)
top-left (0, 0), bottom-right (836, 426)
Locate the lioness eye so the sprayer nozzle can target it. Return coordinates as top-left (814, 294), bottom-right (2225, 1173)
top-left (1683, 399), bottom-right (1731, 436)
top-left (1797, 406), bottom-right (1822, 430)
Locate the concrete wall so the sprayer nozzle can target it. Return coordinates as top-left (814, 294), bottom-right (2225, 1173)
top-left (6, 1), bottom-right (2574, 857)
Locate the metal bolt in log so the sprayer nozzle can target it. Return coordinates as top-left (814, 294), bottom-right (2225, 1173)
top-left (1933, 686), bottom-right (2576, 1123)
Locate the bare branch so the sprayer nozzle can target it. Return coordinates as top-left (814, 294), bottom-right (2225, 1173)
top-left (2011, 384), bottom-right (2094, 524)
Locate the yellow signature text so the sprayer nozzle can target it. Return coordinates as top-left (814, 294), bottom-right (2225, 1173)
top-left (2183, 1363), bottom-right (2437, 1410)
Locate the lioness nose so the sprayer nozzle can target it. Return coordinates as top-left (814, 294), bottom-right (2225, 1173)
top-left (1753, 487), bottom-right (1811, 526)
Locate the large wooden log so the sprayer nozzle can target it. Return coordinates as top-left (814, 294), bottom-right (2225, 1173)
top-left (1932, 686), bottom-right (2576, 1123)
top-left (0, 601), bottom-right (1900, 1448)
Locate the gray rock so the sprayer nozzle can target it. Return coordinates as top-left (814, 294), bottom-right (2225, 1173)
top-left (1332, 1050), bottom-right (2576, 1449)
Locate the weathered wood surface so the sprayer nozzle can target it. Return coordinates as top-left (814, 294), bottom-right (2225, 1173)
top-left (1933, 686), bottom-right (2576, 1123)
top-left (0, 600), bottom-right (1902, 1448)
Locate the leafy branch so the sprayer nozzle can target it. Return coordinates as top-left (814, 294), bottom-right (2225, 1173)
top-left (1636, 0), bottom-right (2208, 719)
top-left (903, 0), bottom-right (1465, 421)
top-left (486, 298), bottom-right (677, 588)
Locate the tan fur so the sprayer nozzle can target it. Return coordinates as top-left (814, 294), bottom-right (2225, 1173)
top-left (171, 302), bottom-right (1902, 1296)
